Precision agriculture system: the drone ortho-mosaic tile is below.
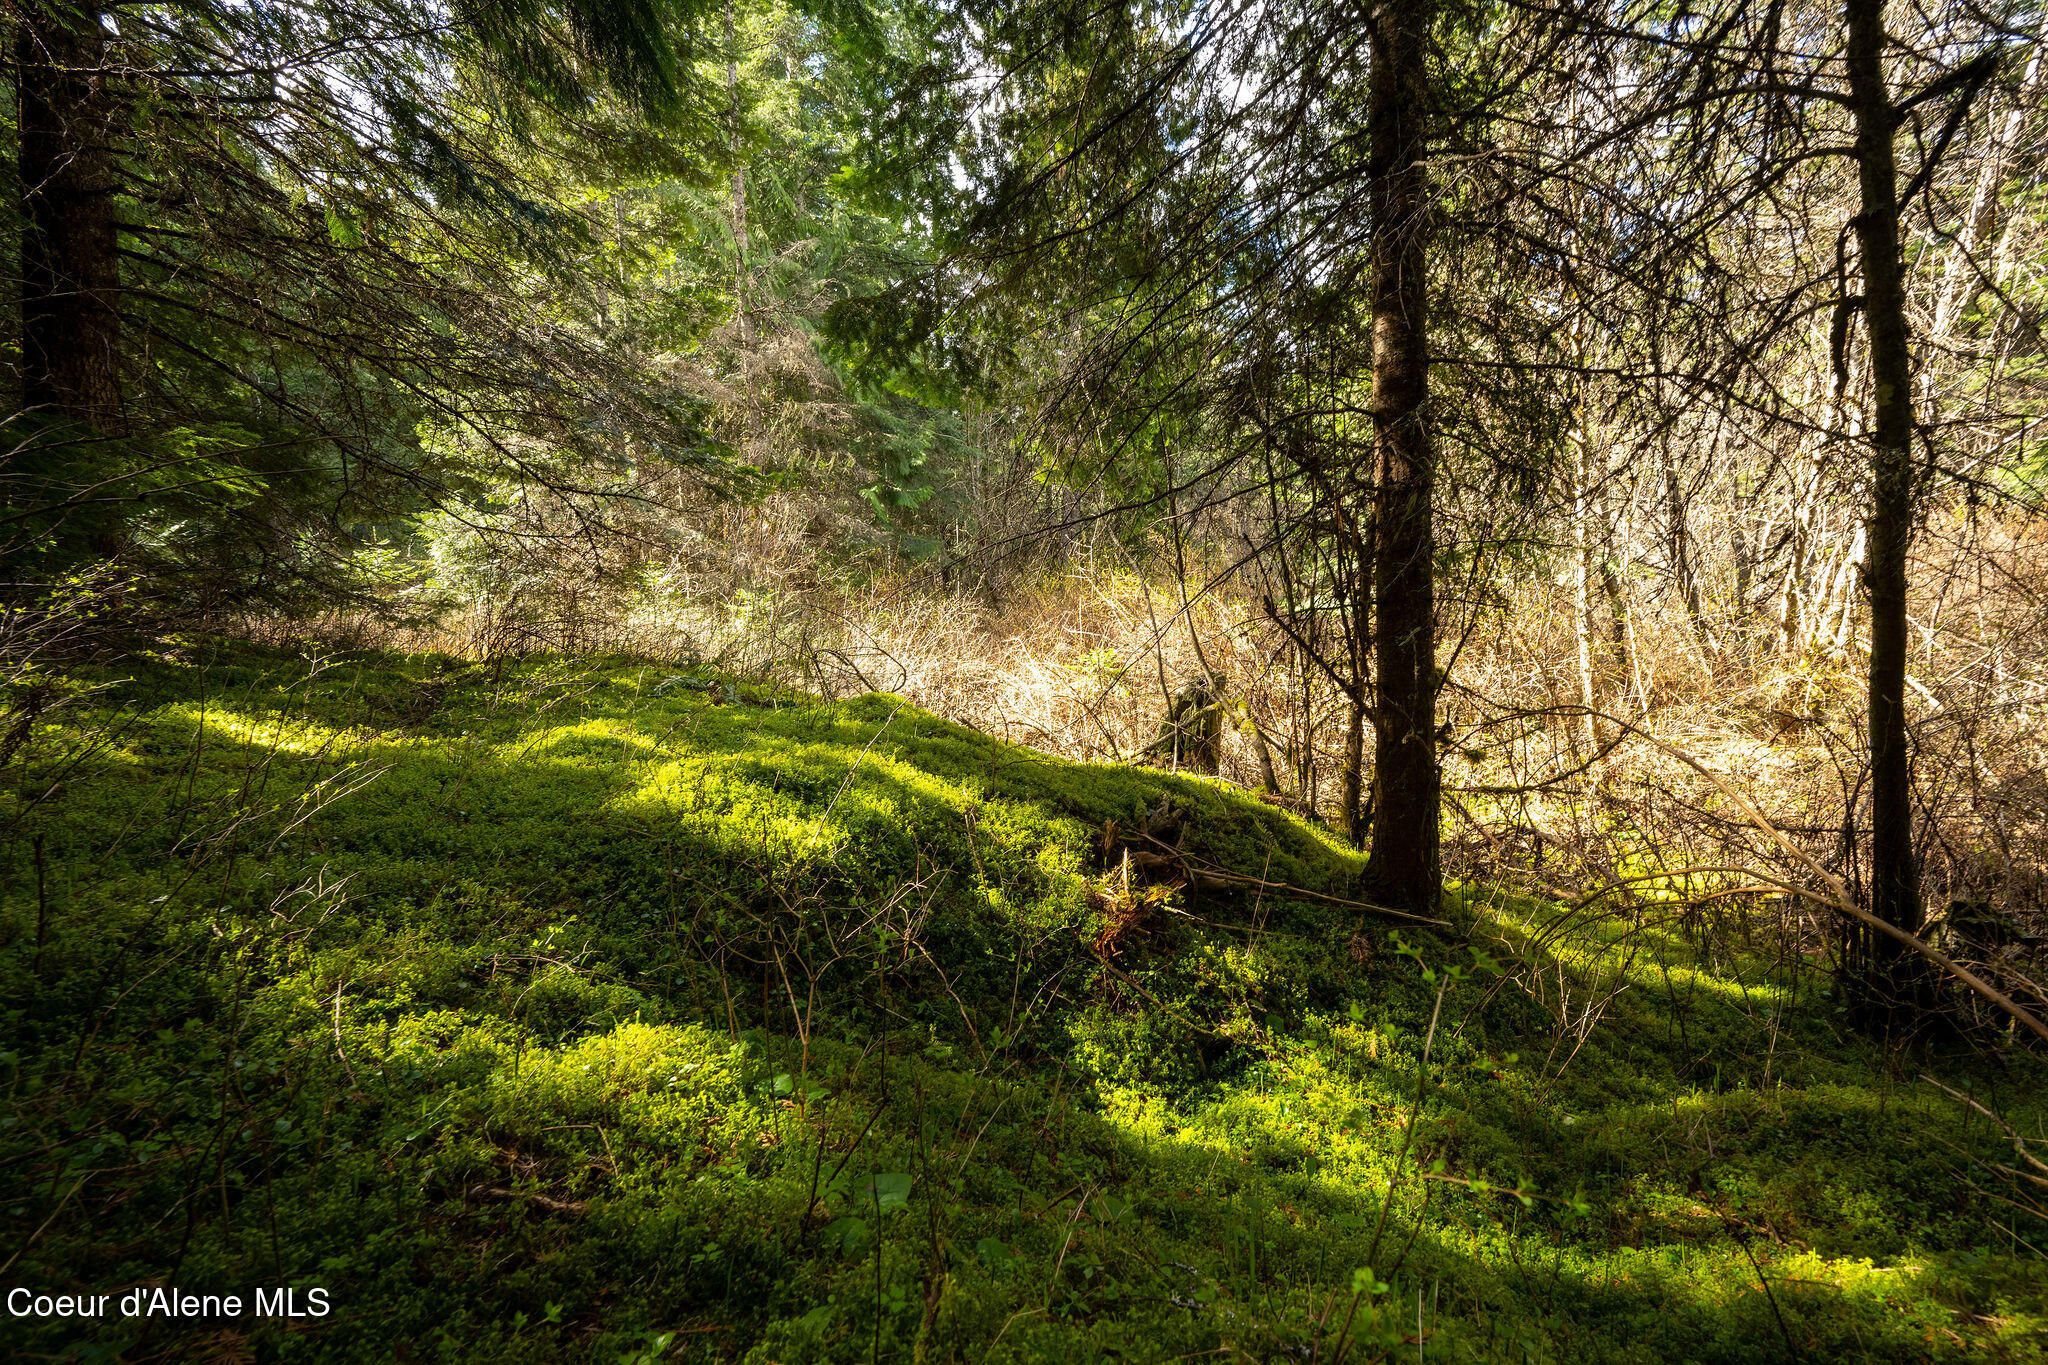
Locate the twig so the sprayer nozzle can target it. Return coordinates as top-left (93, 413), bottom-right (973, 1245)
top-left (1733, 1229), bottom-right (1799, 1360)
top-left (1570, 705), bottom-right (2048, 1046)
top-left (1154, 837), bottom-right (1451, 926)
top-left (332, 981), bottom-right (358, 1088)
top-left (825, 700), bottom-right (908, 818)
top-left (473, 1187), bottom-right (588, 1216)
top-left (1919, 1074), bottom-right (2048, 1178)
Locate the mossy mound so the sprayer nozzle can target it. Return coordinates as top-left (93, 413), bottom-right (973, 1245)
top-left (1, 646), bottom-right (2043, 1363)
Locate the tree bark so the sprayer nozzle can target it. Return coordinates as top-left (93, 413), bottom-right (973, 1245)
top-left (1571, 419), bottom-right (1600, 753)
top-left (1340, 693), bottom-right (1365, 844)
top-left (1822, 524), bottom-right (1866, 657)
top-left (1663, 455), bottom-right (1703, 631)
top-left (1844, 0), bottom-right (1925, 1026)
top-left (18, 2), bottom-right (123, 431)
top-left (1774, 454), bottom-right (1825, 657)
top-left (1244, 705), bottom-right (1282, 796)
top-left (1931, 48), bottom-right (2045, 339)
top-left (1598, 541), bottom-right (1633, 709)
top-left (726, 0), bottom-right (749, 344)
top-left (1363, 0), bottom-right (1439, 914)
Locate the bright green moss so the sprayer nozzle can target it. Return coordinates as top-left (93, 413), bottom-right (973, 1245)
top-left (0, 646), bottom-right (2042, 1363)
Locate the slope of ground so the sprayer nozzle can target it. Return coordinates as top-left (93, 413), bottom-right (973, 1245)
top-left (1, 646), bottom-right (2044, 1363)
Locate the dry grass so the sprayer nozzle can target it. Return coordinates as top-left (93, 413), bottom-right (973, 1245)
top-left (240, 496), bottom-right (2048, 1026)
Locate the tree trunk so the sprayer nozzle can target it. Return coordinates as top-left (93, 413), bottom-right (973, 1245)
top-left (1571, 421), bottom-right (1600, 753)
top-left (725, 0), bottom-right (749, 344)
top-left (1321, 459), bottom-right (1371, 845)
top-left (1663, 455), bottom-right (1704, 631)
top-left (1731, 511), bottom-right (1753, 618)
top-left (1598, 544), bottom-right (1633, 709)
top-left (1845, 0), bottom-right (1925, 1027)
top-left (1244, 705), bottom-right (1283, 796)
top-left (18, 2), bottom-right (122, 431)
top-left (1823, 524), bottom-right (1866, 658)
top-left (1363, 0), bottom-right (1439, 914)
top-left (1774, 455), bottom-right (1824, 657)
top-left (1931, 48), bottom-right (2045, 338)
top-left (1572, 420), bottom-right (1631, 736)
top-left (1340, 694), bottom-right (1365, 844)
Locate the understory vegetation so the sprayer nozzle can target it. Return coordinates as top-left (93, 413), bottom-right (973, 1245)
top-left (3, 647), bottom-right (2044, 1362)
top-left (5, 0), bottom-right (2048, 1357)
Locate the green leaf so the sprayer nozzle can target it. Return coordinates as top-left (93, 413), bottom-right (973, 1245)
top-left (864, 1172), bottom-right (914, 1211)
top-left (324, 206), bottom-right (363, 249)
top-left (1350, 1267), bottom-right (1389, 1295)
top-left (822, 1216), bottom-right (870, 1256)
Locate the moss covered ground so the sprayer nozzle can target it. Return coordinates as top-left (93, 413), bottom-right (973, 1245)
top-left (2, 646), bottom-right (2044, 1363)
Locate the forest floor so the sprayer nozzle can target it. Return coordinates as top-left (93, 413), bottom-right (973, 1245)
top-left (3, 645), bottom-right (2045, 1363)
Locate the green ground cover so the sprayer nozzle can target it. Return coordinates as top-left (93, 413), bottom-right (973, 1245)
top-left (2, 646), bottom-right (2043, 1362)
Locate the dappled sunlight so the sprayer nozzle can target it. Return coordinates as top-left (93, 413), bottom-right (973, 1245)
top-left (171, 703), bottom-right (371, 759)
top-left (5, 0), bottom-right (2044, 1351)
top-left (4, 651), bottom-right (2043, 1365)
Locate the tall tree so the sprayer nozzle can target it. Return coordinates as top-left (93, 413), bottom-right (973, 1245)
top-left (1364, 0), bottom-right (1440, 912)
top-left (1843, 0), bottom-right (1923, 1020)
top-left (2, 0), bottom-right (741, 613)
top-left (16, 2), bottom-right (123, 434)
top-left (1540, 0), bottom-right (2033, 1027)
top-left (1837, 0), bottom-right (1995, 1023)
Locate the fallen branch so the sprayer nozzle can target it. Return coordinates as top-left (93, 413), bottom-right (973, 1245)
top-left (1919, 1074), bottom-right (2048, 1183)
top-left (474, 1187), bottom-right (588, 1215)
top-left (1189, 865), bottom-right (1453, 927)
top-left (1145, 833), bottom-right (1452, 927)
top-left (1083, 940), bottom-right (1220, 1036)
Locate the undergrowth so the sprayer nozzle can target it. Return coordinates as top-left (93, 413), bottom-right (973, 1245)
top-left (1, 645), bottom-right (2044, 1363)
